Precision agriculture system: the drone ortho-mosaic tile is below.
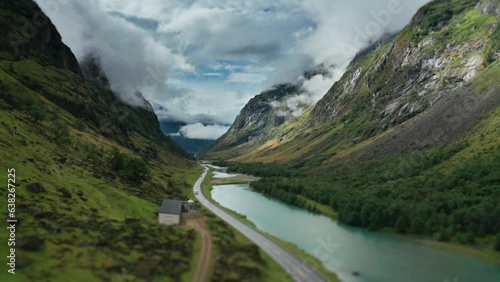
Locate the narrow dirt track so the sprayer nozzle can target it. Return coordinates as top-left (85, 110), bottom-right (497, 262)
top-left (187, 216), bottom-right (212, 282)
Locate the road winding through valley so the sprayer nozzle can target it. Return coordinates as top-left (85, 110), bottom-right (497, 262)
top-left (193, 165), bottom-right (328, 282)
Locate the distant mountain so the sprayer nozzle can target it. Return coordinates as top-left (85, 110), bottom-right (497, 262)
top-left (201, 63), bottom-right (338, 160)
top-left (202, 83), bottom-right (306, 159)
top-left (169, 135), bottom-right (214, 156)
top-left (159, 120), bottom-right (215, 155)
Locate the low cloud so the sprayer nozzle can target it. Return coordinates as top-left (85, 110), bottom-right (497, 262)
top-left (267, 0), bottom-right (430, 115)
top-left (37, 0), bottom-right (430, 128)
top-left (228, 73), bottom-right (267, 84)
top-left (35, 0), bottom-right (193, 107)
top-left (179, 123), bottom-right (230, 140)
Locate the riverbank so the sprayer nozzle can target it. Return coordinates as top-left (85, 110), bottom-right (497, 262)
top-left (231, 169), bottom-right (500, 267)
top-left (296, 194), bottom-right (500, 266)
top-left (210, 178), bottom-right (249, 185)
top-left (205, 168), bottom-right (340, 282)
top-left (399, 233), bottom-right (500, 265)
top-left (202, 171), bottom-right (257, 228)
top-left (200, 170), bottom-right (295, 281)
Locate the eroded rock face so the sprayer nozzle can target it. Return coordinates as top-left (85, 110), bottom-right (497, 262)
top-left (310, 1), bottom-right (496, 130)
top-left (206, 0), bottom-right (498, 162)
top-left (209, 84), bottom-right (301, 153)
top-left (0, 0), bottom-right (81, 74)
top-left (477, 0), bottom-right (500, 16)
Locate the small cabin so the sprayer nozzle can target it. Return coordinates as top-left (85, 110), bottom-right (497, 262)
top-left (158, 199), bottom-right (185, 225)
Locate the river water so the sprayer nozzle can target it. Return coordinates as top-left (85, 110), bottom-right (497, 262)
top-left (211, 183), bottom-right (500, 282)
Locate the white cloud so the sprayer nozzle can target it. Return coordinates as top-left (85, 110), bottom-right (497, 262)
top-left (37, 0), bottom-right (431, 129)
top-left (203, 72), bottom-right (224, 77)
top-left (298, 0), bottom-right (431, 66)
top-left (35, 0), bottom-right (194, 107)
top-left (179, 123), bottom-right (230, 140)
top-left (228, 73), bottom-right (267, 84)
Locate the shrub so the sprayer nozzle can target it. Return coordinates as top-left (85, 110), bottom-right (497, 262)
top-left (410, 217), bottom-right (426, 234)
top-left (29, 105), bottom-right (47, 122)
top-left (120, 157), bottom-right (150, 183)
top-left (51, 120), bottom-right (71, 144)
top-left (495, 234), bottom-right (500, 251)
top-left (108, 147), bottom-right (125, 171)
top-left (78, 142), bottom-right (99, 161)
top-left (396, 216), bottom-right (409, 233)
top-left (73, 118), bottom-right (86, 131)
top-left (456, 232), bottom-right (475, 244)
top-left (108, 148), bottom-right (150, 183)
top-left (437, 229), bottom-right (450, 241)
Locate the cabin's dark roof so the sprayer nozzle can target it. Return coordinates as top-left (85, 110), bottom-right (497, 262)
top-left (159, 199), bottom-right (184, 215)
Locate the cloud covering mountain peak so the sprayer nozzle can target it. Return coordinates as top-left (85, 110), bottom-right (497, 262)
top-left (36, 0), bottom-right (430, 139)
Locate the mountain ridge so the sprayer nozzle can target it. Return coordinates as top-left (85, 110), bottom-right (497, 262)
top-left (206, 0), bottom-right (499, 166)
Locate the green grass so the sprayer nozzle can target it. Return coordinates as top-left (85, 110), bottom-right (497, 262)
top-left (299, 195), bottom-right (338, 218)
top-left (377, 226), bottom-right (500, 265)
top-left (211, 178), bottom-right (250, 185)
top-left (265, 235), bottom-right (340, 282)
top-left (180, 231), bottom-right (202, 282)
top-left (0, 55), bottom-right (200, 281)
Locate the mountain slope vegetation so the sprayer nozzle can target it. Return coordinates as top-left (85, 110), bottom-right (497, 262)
top-left (208, 0), bottom-right (500, 251)
top-left (213, 0), bottom-right (499, 165)
top-left (0, 1), bottom-right (202, 281)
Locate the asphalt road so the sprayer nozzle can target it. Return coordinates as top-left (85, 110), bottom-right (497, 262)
top-left (193, 165), bottom-right (329, 282)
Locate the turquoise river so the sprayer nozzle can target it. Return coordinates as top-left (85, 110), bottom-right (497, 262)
top-left (211, 182), bottom-right (500, 282)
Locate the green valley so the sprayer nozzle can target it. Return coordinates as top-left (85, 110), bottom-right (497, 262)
top-left (0, 1), bottom-right (327, 281)
top-left (205, 0), bottom-right (500, 258)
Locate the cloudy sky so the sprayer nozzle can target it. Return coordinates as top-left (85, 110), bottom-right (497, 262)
top-left (36, 0), bottom-right (429, 140)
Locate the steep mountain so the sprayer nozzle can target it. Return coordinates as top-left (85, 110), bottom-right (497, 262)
top-left (0, 1), bottom-right (200, 281)
top-left (211, 0), bottom-right (500, 250)
top-left (207, 0), bottom-right (499, 166)
top-left (204, 65), bottom-right (334, 160)
top-left (204, 83), bottom-right (307, 159)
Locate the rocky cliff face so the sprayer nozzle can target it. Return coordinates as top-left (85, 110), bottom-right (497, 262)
top-left (204, 64), bottom-right (335, 159)
top-left (477, 0), bottom-right (500, 16)
top-left (0, 0), bottom-right (188, 158)
top-left (311, 0), bottom-right (495, 127)
top-left (204, 83), bottom-right (303, 159)
top-left (206, 0), bottom-right (500, 164)
top-left (0, 0), bottom-right (81, 74)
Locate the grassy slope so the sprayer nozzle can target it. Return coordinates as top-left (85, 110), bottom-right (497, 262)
top-left (0, 61), bottom-right (201, 281)
top-left (0, 0), bottom-right (221, 281)
top-left (0, 16), bottom-right (202, 280)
